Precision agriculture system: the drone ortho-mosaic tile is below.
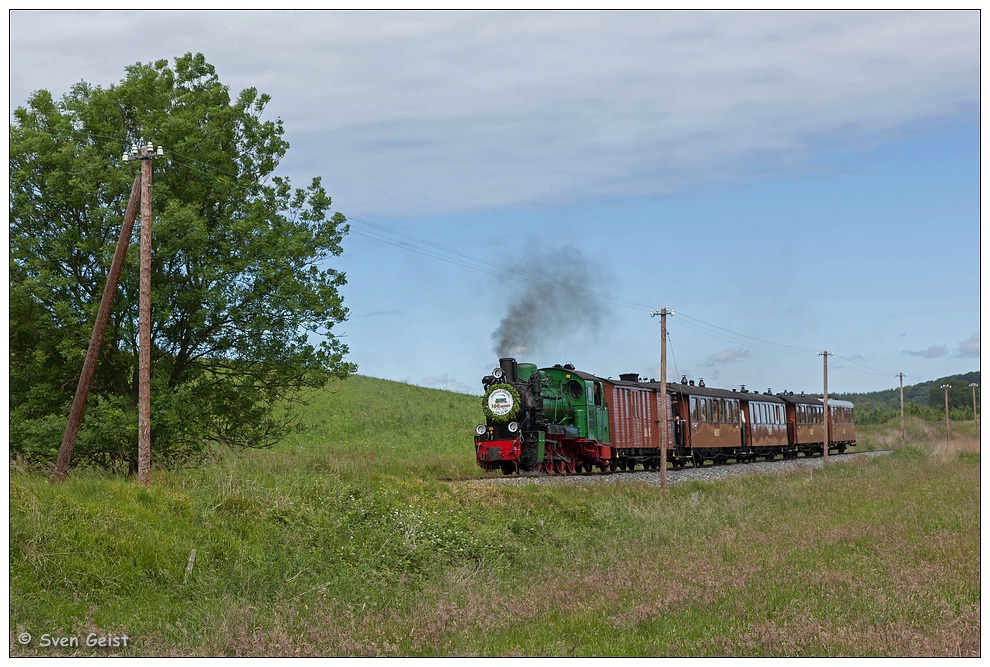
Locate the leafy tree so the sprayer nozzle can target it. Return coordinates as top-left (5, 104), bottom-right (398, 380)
top-left (10, 53), bottom-right (356, 470)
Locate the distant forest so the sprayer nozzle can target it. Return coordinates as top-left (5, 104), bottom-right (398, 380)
top-left (834, 371), bottom-right (980, 425)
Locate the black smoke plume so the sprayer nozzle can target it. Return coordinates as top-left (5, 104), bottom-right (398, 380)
top-left (491, 246), bottom-right (610, 358)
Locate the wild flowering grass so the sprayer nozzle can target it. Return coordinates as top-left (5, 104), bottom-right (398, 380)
top-left (9, 376), bottom-right (981, 656)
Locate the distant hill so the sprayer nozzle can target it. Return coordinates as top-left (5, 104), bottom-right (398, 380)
top-left (833, 371), bottom-right (980, 424)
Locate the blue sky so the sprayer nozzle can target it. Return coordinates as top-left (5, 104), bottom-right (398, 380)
top-left (9, 9), bottom-right (982, 396)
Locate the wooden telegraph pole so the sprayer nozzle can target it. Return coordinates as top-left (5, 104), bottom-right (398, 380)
top-left (136, 142), bottom-right (162, 488)
top-left (650, 307), bottom-right (671, 490)
top-left (970, 383), bottom-right (979, 433)
top-left (54, 175), bottom-right (143, 480)
top-left (897, 372), bottom-right (905, 446)
top-left (819, 350), bottom-right (830, 465)
top-left (941, 384), bottom-right (951, 447)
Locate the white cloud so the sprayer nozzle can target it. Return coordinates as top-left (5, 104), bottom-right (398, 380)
top-left (704, 348), bottom-right (750, 365)
top-left (958, 332), bottom-right (980, 357)
top-left (903, 345), bottom-right (948, 358)
top-left (422, 375), bottom-right (473, 394)
top-left (9, 10), bottom-right (979, 216)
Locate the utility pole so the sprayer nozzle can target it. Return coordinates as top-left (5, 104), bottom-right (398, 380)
top-left (650, 307), bottom-right (672, 490)
top-left (897, 372), bottom-right (905, 446)
top-left (969, 383), bottom-right (979, 433)
top-left (125, 141), bottom-right (164, 488)
top-left (54, 175), bottom-right (143, 481)
top-left (819, 350), bottom-right (830, 465)
top-left (941, 384), bottom-right (951, 447)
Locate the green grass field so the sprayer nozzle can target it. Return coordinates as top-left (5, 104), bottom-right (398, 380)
top-left (9, 375), bottom-right (981, 656)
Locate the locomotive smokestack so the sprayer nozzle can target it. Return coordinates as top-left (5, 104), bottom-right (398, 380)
top-left (499, 357), bottom-right (518, 384)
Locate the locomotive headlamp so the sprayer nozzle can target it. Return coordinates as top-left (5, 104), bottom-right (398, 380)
top-left (507, 421), bottom-right (519, 433)
top-left (492, 368), bottom-right (503, 379)
top-left (475, 424), bottom-right (487, 436)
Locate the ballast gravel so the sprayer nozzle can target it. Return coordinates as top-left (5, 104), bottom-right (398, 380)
top-left (473, 450), bottom-right (892, 487)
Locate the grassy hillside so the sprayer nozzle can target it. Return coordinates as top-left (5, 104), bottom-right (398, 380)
top-left (9, 376), bottom-right (981, 656)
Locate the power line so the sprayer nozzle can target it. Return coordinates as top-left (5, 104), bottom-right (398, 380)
top-left (345, 213), bottom-right (658, 313)
top-left (85, 138), bottom-right (895, 370)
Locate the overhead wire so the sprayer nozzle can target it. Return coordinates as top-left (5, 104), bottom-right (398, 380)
top-left (345, 213), bottom-right (658, 313)
top-left (345, 214), bottom-right (912, 380)
top-left (284, 209), bottom-right (908, 378)
top-left (52, 128), bottom-right (900, 379)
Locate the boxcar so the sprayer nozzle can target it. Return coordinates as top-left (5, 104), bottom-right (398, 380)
top-left (601, 374), bottom-right (662, 470)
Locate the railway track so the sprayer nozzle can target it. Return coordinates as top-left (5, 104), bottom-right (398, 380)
top-left (462, 449), bottom-right (894, 487)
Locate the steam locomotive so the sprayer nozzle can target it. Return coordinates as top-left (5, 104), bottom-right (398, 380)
top-left (474, 357), bottom-right (856, 475)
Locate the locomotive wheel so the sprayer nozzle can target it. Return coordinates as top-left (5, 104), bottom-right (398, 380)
top-left (501, 463), bottom-right (515, 475)
top-left (555, 459), bottom-right (566, 474)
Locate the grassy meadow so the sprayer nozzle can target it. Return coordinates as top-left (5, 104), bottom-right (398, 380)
top-left (8, 375), bottom-right (981, 656)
